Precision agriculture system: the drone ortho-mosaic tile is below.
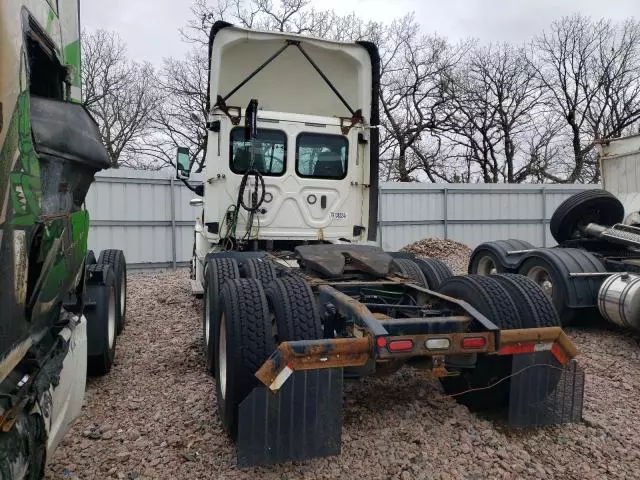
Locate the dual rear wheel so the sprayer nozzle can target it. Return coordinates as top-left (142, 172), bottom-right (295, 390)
top-left (203, 257), bottom-right (321, 438)
top-left (436, 274), bottom-right (560, 410)
top-left (85, 249), bottom-right (127, 376)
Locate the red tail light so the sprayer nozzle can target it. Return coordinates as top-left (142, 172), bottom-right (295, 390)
top-left (462, 337), bottom-right (486, 349)
top-left (388, 340), bottom-right (414, 352)
top-left (376, 336), bottom-right (387, 349)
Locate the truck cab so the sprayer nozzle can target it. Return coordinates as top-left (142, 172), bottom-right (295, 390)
top-left (179, 22), bottom-right (380, 287)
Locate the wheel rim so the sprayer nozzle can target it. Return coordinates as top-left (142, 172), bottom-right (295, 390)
top-left (108, 286), bottom-right (116, 349)
top-left (477, 256), bottom-right (498, 275)
top-left (527, 266), bottom-right (554, 298)
top-left (219, 314), bottom-right (227, 400)
top-left (204, 289), bottom-right (211, 346)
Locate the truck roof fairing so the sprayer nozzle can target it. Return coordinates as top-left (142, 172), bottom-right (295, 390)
top-left (206, 21), bottom-right (380, 125)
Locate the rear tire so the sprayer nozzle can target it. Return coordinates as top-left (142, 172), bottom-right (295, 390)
top-left (86, 264), bottom-right (117, 376)
top-left (492, 274), bottom-right (563, 400)
top-left (264, 276), bottom-right (322, 342)
top-left (204, 257), bottom-right (239, 374)
top-left (492, 274), bottom-right (560, 328)
top-left (392, 258), bottom-right (429, 288)
top-left (517, 248), bottom-right (605, 326)
top-left (437, 275), bottom-right (521, 410)
top-left (414, 258), bottom-right (453, 290)
top-left (550, 190), bottom-right (624, 244)
top-left (97, 249), bottom-right (127, 334)
top-left (215, 279), bottom-right (275, 439)
top-left (240, 258), bottom-right (277, 285)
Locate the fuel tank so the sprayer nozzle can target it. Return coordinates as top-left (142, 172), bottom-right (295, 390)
top-left (598, 273), bottom-right (640, 331)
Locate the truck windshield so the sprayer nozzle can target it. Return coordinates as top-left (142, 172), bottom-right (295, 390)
top-left (296, 133), bottom-right (348, 179)
top-left (230, 128), bottom-right (286, 176)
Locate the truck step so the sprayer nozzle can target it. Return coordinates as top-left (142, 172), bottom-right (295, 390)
top-left (190, 280), bottom-right (204, 297)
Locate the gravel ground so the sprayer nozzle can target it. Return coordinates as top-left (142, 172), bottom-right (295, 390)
top-left (46, 270), bottom-right (640, 480)
top-left (401, 238), bottom-right (472, 274)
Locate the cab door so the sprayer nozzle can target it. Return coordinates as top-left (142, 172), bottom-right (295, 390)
top-left (256, 120), bottom-right (366, 241)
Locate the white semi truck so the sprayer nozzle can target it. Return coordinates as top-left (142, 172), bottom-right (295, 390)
top-left (177, 22), bottom-right (586, 467)
top-left (0, 2), bottom-right (126, 477)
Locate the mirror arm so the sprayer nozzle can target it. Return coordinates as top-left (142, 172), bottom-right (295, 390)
top-left (179, 178), bottom-right (204, 196)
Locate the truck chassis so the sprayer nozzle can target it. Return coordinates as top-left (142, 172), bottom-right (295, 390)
top-left (203, 245), bottom-right (584, 467)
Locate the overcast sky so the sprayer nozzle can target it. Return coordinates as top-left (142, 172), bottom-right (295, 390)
top-left (81, 0), bottom-right (638, 67)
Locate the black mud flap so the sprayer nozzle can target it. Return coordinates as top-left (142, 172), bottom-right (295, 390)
top-left (237, 368), bottom-right (343, 467)
top-left (508, 352), bottom-right (584, 427)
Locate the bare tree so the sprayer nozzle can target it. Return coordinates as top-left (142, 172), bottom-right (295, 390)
top-left (82, 30), bottom-right (160, 168)
top-left (530, 15), bottom-right (640, 183)
top-left (435, 43), bottom-right (546, 183)
top-left (590, 19), bottom-right (640, 140)
top-left (377, 15), bottom-right (466, 182)
top-left (133, 50), bottom-right (209, 171)
top-left (182, 0), bottom-right (383, 46)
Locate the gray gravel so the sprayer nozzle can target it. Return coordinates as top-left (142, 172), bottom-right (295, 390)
top-left (46, 270), bottom-right (640, 480)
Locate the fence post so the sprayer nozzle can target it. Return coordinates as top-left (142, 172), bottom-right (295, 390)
top-left (541, 187), bottom-right (547, 247)
top-left (170, 176), bottom-right (177, 270)
top-left (443, 188), bottom-right (449, 240)
top-left (378, 187), bottom-right (384, 249)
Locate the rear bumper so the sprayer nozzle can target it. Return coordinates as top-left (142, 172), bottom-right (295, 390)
top-left (255, 326), bottom-right (578, 391)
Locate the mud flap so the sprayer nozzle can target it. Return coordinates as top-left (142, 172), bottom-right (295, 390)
top-left (508, 352), bottom-right (584, 427)
top-left (237, 368), bottom-right (343, 467)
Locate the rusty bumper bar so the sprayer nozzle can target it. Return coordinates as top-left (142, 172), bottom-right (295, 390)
top-left (498, 327), bottom-right (578, 364)
top-left (255, 337), bottom-right (372, 391)
top-left (254, 327), bottom-right (579, 391)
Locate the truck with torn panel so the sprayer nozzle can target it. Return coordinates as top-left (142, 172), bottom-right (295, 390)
top-left (177, 21), bottom-right (585, 467)
top-left (0, 1), bottom-right (127, 476)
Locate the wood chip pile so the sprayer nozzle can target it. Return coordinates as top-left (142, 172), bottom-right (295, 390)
top-left (401, 238), bottom-right (472, 274)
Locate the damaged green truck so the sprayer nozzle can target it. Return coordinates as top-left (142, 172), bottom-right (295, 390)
top-left (0, 1), bottom-right (126, 477)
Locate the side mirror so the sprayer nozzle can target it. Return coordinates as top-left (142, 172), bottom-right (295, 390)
top-left (244, 99), bottom-right (258, 141)
top-left (176, 146), bottom-right (192, 180)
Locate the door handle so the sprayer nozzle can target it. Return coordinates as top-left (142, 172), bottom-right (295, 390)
top-left (320, 195), bottom-right (327, 209)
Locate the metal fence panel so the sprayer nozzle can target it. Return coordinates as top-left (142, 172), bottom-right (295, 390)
top-left (377, 183), bottom-right (601, 251)
top-left (85, 169), bottom-right (601, 269)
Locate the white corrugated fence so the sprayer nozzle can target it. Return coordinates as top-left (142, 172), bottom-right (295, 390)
top-left (86, 169), bottom-right (600, 269)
